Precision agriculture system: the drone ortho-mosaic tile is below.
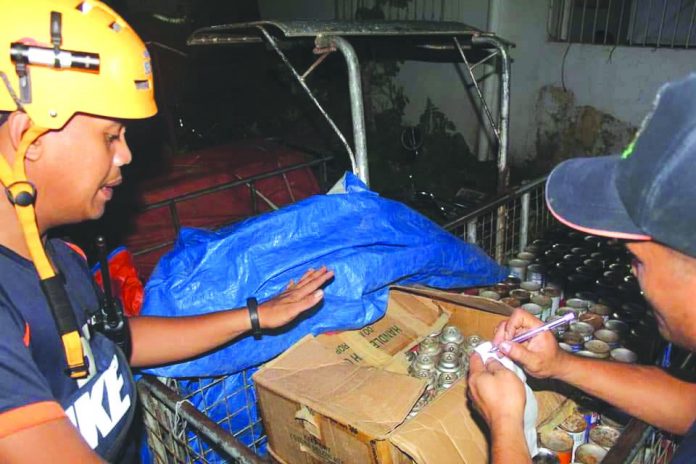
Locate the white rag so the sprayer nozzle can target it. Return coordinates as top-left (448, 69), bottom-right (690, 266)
top-left (474, 341), bottom-right (539, 457)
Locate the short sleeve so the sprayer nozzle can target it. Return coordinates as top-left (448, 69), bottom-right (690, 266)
top-left (0, 301), bottom-right (61, 433)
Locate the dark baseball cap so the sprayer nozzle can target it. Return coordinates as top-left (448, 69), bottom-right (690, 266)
top-left (545, 73), bottom-right (696, 258)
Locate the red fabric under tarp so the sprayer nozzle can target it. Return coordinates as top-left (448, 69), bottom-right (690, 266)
top-left (124, 139), bottom-right (322, 278)
top-left (93, 247), bottom-right (144, 317)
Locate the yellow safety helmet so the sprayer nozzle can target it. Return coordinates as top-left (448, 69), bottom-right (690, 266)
top-left (0, 0), bottom-right (157, 130)
top-left (0, 0), bottom-right (157, 380)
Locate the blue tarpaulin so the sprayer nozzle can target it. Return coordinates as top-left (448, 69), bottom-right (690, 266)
top-left (140, 173), bottom-right (506, 377)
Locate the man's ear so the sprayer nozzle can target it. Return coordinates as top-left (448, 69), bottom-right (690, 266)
top-left (6, 112), bottom-right (43, 161)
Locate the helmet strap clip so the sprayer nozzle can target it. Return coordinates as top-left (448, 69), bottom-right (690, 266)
top-left (5, 181), bottom-right (37, 207)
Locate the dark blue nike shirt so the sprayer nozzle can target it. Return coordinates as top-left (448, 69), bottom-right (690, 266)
top-left (0, 239), bottom-right (136, 461)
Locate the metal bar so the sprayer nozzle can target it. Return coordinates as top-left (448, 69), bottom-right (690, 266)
top-left (592, 0), bottom-right (601, 43)
top-left (301, 52), bottom-right (331, 81)
top-left (519, 192), bottom-right (530, 252)
top-left (495, 205), bottom-right (506, 263)
top-left (316, 35), bottom-right (370, 185)
top-left (686, 0), bottom-right (696, 47)
top-left (256, 26), bottom-right (358, 175)
top-left (141, 157), bottom-right (330, 212)
top-left (617, 0), bottom-right (628, 44)
top-left (138, 377), bottom-right (266, 464)
top-left (671, 0), bottom-right (684, 47)
top-left (169, 202), bottom-right (181, 234)
top-left (472, 35), bottom-right (511, 194)
top-left (567, 0), bottom-right (576, 42)
top-left (629, 0), bottom-right (639, 44)
top-left (580, 0), bottom-right (589, 42)
top-left (657, 0), bottom-right (669, 46)
top-left (131, 158), bottom-right (331, 258)
top-left (468, 49), bottom-right (500, 73)
top-left (280, 171), bottom-right (296, 203)
top-left (466, 219), bottom-right (477, 243)
top-left (604, 0), bottom-right (613, 44)
top-left (452, 37), bottom-right (499, 139)
top-left (644, 0), bottom-right (653, 46)
top-left (249, 181), bottom-right (258, 214)
top-left (444, 176), bottom-right (548, 231)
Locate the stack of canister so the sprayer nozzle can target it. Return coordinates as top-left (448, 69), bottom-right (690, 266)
top-left (535, 405), bottom-right (625, 464)
top-left (475, 226), bottom-right (661, 364)
top-left (406, 326), bottom-right (484, 417)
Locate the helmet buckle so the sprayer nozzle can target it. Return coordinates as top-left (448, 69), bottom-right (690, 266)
top-left (5, 181), bottom-right (37, 207)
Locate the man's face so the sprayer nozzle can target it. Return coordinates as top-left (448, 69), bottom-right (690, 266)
top-left (27, 114), bottom-right (132, 228)
top-left (626, 241), bottom-right (696, 350)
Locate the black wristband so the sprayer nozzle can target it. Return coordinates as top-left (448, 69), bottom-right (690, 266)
top-left (247, 297), bottom-right (262, 340)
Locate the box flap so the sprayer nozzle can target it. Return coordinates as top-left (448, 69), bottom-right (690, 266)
top-left (389, 382), bottom-right (489, 464)
top-left (390, 286), bottom-right (514, 317)
top-left (254, 336), bottom-right (426, 438)
top-left (315, 289), bottom-right (451, 374)
top-left (390, 386), bottom-right (570, 464)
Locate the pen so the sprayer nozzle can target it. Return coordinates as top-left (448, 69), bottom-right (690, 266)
top-left (489, 312), bottom-right (576, 352)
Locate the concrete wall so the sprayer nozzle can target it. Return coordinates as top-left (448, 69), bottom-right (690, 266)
top-left (495, 0), bottom-right (696, 166)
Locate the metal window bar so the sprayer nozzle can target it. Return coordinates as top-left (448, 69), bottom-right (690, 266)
top-left (335, 0), bottom-right (468, 22)
top-left (549, 0), bottom-right (696, 48)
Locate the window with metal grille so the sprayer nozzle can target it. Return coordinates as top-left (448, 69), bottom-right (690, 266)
top-left (548, 0), bottom-right (696, 48)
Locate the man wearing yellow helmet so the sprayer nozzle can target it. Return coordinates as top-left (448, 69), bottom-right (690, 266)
top-left (0, 1), bottom-right (333, 462)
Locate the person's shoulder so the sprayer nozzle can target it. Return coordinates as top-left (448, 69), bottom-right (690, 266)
top-left (48, 239), bottom-right (92, 277)
top-left (49, 239), bottom-right (87, 262)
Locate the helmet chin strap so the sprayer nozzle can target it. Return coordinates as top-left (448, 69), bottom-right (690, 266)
top-left (0, 125), bottom-right (89, 379)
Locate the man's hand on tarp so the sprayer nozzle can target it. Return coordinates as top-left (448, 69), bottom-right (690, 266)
top-left (259, 267), bottom-right (334, 329)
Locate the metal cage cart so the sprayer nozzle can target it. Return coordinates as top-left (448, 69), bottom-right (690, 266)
top-left (136, 19), bottom-right (662, 464)
top-left (138, 19), bottom-right (519, 464)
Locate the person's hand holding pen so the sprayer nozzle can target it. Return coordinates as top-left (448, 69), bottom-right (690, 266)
top-left (468, 310), bottom-right (573, 428)
top-left (465, 307), bottom-right (575, 463)
top-left (489, 308), bottom-right (571, 379)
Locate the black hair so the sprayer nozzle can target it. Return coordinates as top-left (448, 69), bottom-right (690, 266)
top-left (0, 111), bottom-right (8, 127)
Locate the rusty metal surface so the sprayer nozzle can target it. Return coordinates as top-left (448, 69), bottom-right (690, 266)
top-left (139, 376), bottom-right (269, 464)
top-left (187, 20), bottom-right (513, 46)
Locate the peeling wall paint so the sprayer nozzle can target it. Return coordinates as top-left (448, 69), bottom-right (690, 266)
top-left (495, 1), bottom-right (696, 167)
top-left (535, 86), bottom-right (635, 171)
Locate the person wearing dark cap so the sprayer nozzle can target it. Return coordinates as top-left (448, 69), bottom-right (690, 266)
top-left (467, 73), bottom-right (696, 463)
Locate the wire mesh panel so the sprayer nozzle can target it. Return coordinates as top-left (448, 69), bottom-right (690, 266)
top-left (444, 177), bottom-right (555, 264)
top-left (138, 372), bottom-right (268, 464)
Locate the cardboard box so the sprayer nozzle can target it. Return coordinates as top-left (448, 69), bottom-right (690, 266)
top-left (254, 286), bottom-right (564, 464)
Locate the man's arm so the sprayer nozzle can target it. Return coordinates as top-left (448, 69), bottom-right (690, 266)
top-left (0, 415), bottom-right (103, 463)
top-left (128, 267), bottom-right (333, 368)
top-left (467, 355), bottom-right (532, 464)
top-left (496, 309), bottom-right (696, 435)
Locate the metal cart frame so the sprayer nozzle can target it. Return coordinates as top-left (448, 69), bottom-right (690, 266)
top-left (186, 20), bottom-right (514, 192)
top-left (136, 18), bottom-right (653, 464)
top-left (137, 176), bottom-right (561, 464)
